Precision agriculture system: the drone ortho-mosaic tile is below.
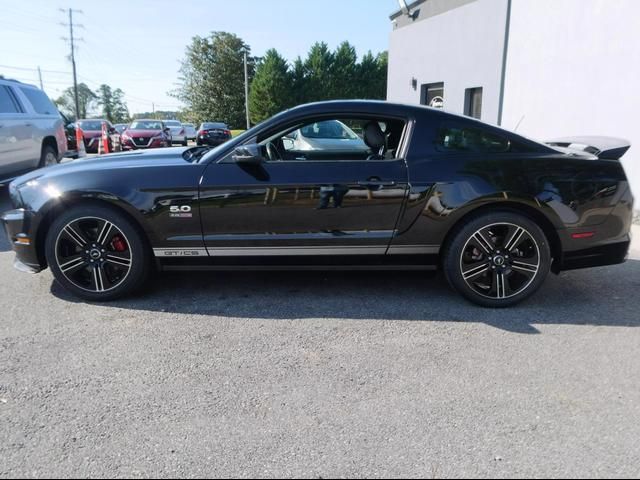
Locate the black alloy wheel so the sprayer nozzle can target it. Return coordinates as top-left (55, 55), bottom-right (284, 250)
top-left (46, 205), bottom-right (150, 301)
top-left (443, 211), bottom-right (551, 307)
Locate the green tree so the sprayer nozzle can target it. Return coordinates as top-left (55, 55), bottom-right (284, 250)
top-left (354, 50), bottom-right (388, 100)
top-left (171, 32), bottom-right (255, 128)
top-left (329, 41), bottom-right (358, 99)
top-left (291, 57), bottom-right (307, 105)
top-left (303, 42), bottom-right (334, 102)
top-left (249, 49), bottom-right (293, 124)
top-left (96, 84), bottom-right (130, 123)
top-left (54, 83), bottom-right (96, 120)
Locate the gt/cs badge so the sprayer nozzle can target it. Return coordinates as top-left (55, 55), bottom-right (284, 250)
top-left (169, 205), bottom-right (193, 218)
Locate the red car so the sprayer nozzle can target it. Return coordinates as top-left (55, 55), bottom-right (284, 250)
top-left (76, 119), bottom-right (117, 153)
top-left (120, 119), bottom-right (172, 150)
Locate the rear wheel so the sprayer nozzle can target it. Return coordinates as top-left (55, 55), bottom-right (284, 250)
top-left (182, 140), bottom-right (188, 146)
top-left (39, 144), bottom-right (58, 168)
top-left (443, 211), bottom-right (551, 307)
top-left (45, 205), bottom-right (151, 301)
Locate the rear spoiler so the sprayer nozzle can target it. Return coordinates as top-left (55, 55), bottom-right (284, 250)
top-left (545, 136), bottom-right (630, 160)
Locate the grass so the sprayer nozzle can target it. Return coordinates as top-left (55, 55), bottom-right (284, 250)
top-left (230, 130), bottom-right (245, 137)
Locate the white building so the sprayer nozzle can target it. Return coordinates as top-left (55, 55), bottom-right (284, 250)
top-left (387, 0), bottom-right (640, 197)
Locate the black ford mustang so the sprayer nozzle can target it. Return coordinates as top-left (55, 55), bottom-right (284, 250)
top-left (1, 101), bottom-right (634, 307)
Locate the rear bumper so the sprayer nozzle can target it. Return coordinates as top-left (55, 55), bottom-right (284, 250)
top-left (198, 136), bottom-right (229, 146)
top-left (1, 208), bottom-right (44, 273)
top-left (557, 183), bottom-right (633, 271)
top-left (560, 239), bottom-right (630, 271)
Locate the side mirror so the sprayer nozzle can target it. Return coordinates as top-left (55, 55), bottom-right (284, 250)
top-left (232, 144), bottom-right (266, 165)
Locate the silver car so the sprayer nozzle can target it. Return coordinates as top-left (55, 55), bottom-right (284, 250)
top-left (182, 123), bottom-right (197, 141)
top-left (164, 120), bottom-right (188, 146)
top-left (0, 78), bottom-right (67, 182)
top-left (284, 120), bottom-right (369, 153)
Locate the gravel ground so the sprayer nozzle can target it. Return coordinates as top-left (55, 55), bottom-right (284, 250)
top-left (1, 187), bottom-right (640, 478)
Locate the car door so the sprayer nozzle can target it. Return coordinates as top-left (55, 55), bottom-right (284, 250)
top-left (0, 85), bottom-right (36, 177)
top-left (198, 116), bottom-right (410, 256)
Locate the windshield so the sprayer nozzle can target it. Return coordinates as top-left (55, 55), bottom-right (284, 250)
top-left (79, 120), bottom-right (103, 131)
top-left (129, 120), bottom-right (163, 130)
top-left (165, 121), bottom-right (181, 127)
top-left (202, 123), bottom-right (227, 129)
top-left (299, 120), bottom-right (358, 140)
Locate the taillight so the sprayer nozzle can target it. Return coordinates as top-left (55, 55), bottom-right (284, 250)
top-left (224, 129), bottom-right (231, 136)
top-left (198, 130), bottom-right (208, 136)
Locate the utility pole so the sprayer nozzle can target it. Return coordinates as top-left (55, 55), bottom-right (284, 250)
top-left (152, 102), bottom-right (155, 119)
top-left (243, 49), bottom-right (250, 130)
top-left (37, 66), bottom-right (44, 90)
top-left (60, 8), bottom-right (83, 120)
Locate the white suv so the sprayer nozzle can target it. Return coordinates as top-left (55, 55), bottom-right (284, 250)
top-left (0, 78), bottom-right (67, 182)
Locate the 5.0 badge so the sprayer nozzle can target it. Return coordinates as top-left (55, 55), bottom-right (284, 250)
top-left (169, 205), bottom-right (193, 218)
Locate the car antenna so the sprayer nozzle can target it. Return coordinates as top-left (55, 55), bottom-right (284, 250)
top-left (514, 115), bottom-right (525, 132)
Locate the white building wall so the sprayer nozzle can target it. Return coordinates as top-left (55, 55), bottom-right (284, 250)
top-left (502, 0), bottom-right (640, 197)
top-left (387, 0), bottom-right (508, 124)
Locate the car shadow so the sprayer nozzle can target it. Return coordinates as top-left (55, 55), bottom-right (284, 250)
top-left (50, 259), bottom-right (640, 334)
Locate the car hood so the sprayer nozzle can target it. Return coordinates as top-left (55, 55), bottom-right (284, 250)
top-left (11, 147), bottom-right (193, 186)
top-left (123, 129), bottom-right (163, 137)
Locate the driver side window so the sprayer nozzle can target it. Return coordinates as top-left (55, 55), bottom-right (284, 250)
top-left (261, 117), bottom-right (406, 162)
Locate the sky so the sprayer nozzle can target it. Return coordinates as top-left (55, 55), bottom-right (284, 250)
top-left (0, 0), bottom-right (399, 114)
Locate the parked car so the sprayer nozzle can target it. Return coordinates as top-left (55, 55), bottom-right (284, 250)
top-left (285, 119), bottom-right (369, 153)
top-left (164, 120), bottom-right (188, 146)
top-left (196, 122), bottom-right (231, 146)
top-left (182, 123), bottom-right (197, 141)
top-left (113, 123), bottom-right (128, 135)
top-left (75, 119), bottom-right (119, 153)
top-left (120, 119), bottom-right (171, 150)
top-left (0, 78), bottom-right (67, 182)
top-left (1, 101), bottom-right (633, 306)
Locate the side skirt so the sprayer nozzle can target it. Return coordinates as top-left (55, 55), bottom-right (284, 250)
top-left (157, 254), bottom-right (439, 272)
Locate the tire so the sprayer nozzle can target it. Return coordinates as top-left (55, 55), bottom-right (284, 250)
top-left (45, 204), bottom-right (151, 301)
top-left (196, 141), bottom-right (202, 146)
top-left (442, 211), bottom-right (551, 308)
top-left (39, 144), bottom-right (59, 168)
top-left (182, 140), bottom-right (188, 146)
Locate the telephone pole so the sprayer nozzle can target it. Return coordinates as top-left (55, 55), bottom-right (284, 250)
top-left (60, 8), bottom-right (83, 120)
top-left (37, 66), bottom-right (44, 90)
top-left (243, 49), bottom-right (250, 130)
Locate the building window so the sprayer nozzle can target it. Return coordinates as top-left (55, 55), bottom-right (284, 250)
top-left (420, 82), bottom-right (444, 108)
top-left (464, 87), bottom-right (483, 119)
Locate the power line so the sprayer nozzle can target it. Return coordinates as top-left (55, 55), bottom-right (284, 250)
top-left (0, 64), bottom-right (72, 75)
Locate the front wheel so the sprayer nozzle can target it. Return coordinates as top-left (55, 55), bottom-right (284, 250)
top-left (443, 211), bottom-right (551, 307)
top-left (39, 144), bottom-right (58, 168)
top-left (45, 205), bottom-right (151, 301)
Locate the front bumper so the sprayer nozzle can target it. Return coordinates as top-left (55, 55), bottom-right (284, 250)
top-left (121, 138), bottom-right (167, 150)
top-left (1, 208), bottom-right (44, 273)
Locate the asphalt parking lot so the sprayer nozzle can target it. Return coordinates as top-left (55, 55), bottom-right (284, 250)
top-left (1, 185), bottom-right (639, 478)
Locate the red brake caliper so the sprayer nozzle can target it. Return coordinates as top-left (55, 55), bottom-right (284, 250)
top-left (111, 235), bottom-right (127, 252)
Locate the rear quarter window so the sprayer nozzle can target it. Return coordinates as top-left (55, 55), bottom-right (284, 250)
top-left (0, 86), bottom-right (22, 113)
top-left (436, 125), bottom-right (513, 153)
top-left (19, 87), bottom-right (57, 115)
